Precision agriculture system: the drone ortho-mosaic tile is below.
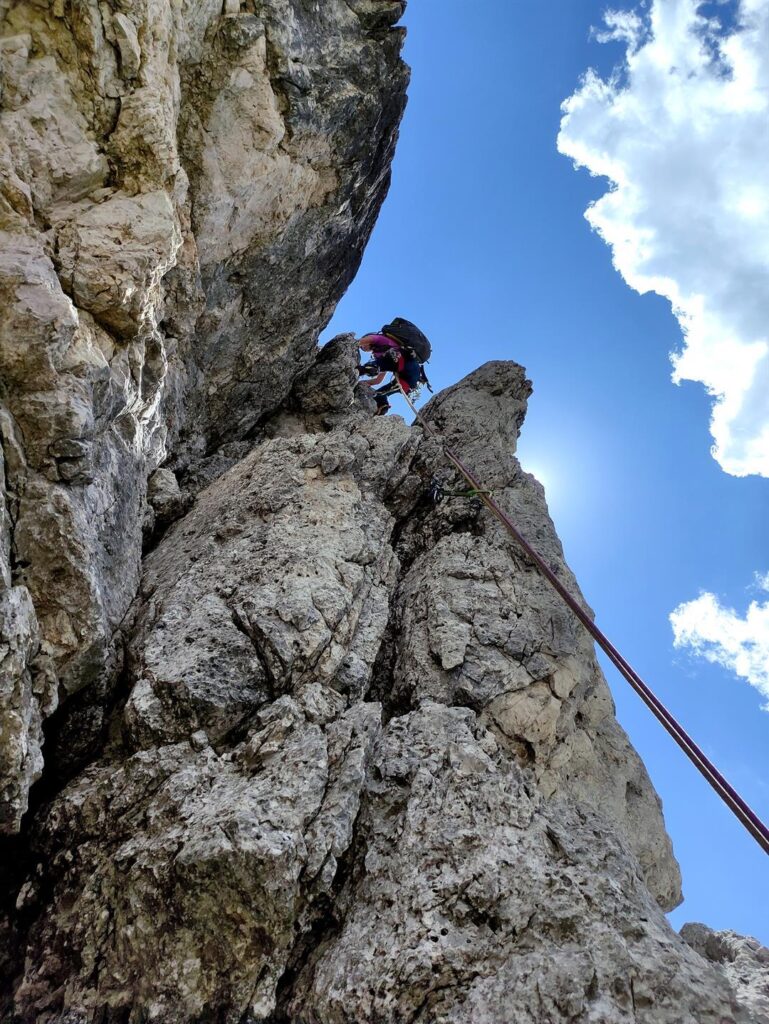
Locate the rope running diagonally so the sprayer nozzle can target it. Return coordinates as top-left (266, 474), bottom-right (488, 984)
top-left (396, 380), bottom-right (769, 858)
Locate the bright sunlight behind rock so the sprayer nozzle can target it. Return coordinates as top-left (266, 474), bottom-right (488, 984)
top-left (558, 0), bottom-right (769, 478)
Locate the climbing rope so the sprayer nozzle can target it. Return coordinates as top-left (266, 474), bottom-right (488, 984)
top-left (396, 381), bottom-right (769, 858)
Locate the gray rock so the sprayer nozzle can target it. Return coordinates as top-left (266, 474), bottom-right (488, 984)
top-left (0, 0), bottom-right (407, 827)
top-left (387, 362), bottom-right (682, 910)
top-left (0, 4), bottom-right (762, 1022)
top-left (5, 353), bottom-right (757, 1022)
top-left (111, 13), bottom-right (142, 80)
top-left (146, 466), bottom-right (187, 529)
top-left (0, 585), bottom-right (51, 833)
top-left (172, 1), bottom-right (409, 457)
top-left (682, 923), bottom-right (769, 1023)
top-left (15, 695), bottom-right (383, 1023)
top-left (124, 399), bottom-right (406, 748)
top-left (292, 703), bottom-right (744, 1024)
top-left (54, 190), bottom-right (182, 340)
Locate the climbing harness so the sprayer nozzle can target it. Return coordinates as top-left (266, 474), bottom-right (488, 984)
top-left (396, 381), bottom-right (769, 859)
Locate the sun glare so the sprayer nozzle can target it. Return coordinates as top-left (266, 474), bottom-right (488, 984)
top-left (521, 461), bottom-right (556, 498)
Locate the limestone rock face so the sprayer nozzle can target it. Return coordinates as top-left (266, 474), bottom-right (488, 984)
top-left (1, 3), bottom-right (766, 1021)
top-left (0, 585), bottom-right (47, 833)
top-left (16, 695), bottom-right (384, 1023)
top-left (124, 407), bottom-right (405, 749)
top-left (682, 924), bottom-right (769, 1024)
top-left (295, 703), bottom-right (734, 1024)
top-left (0, 0), bottom-right (407, 828)
top-left (5, 348), bottom-right (764, 1023)
top-left (174, 2), bottom-right (408, 455)
top-left (382, 362), bottom-right (682, 910)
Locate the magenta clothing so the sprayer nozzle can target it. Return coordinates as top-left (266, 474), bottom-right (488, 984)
top-left (365, 333), bottom-right (401, 357)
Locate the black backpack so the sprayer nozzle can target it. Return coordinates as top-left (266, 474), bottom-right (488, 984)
top-left (382, 318), bottom-right (432, 364)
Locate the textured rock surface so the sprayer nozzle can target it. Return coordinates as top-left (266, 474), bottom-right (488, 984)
top-left (682, 924), bottom-right (769, 1024)
top-left (383, 362), bottom-right (681, 911)
top-left (1, 3), bottom-right (767, 1022)
top-left (0, 585), bottom-right (47, 832)
top-left (16, 694), bottom-right (383, 1023)
top-left (0, 0), bottom-right (407, 828)
top-left (293, 703), bottom-right (736, 1024)
top-left (5, 349), bottom-right (764, 1022)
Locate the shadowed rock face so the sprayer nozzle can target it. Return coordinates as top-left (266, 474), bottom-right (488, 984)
top-left (0, 0), bottom-right (407, 830)
top-left (3, 344), bottom-right (761, 1023)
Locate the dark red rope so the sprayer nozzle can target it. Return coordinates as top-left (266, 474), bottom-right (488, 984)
top-left (399, 383), bottom-right (769, 857)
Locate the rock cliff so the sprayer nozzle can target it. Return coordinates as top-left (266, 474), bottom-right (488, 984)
top-left (0, 3), bottom-right (767, 1023)
top-left (0, 0), bottom-right (407, 831)
top-left (682, 925), bottom-right (769, 1024)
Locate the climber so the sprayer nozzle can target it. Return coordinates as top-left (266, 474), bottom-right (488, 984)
top-left (357, 318), bottom-right (432, 415)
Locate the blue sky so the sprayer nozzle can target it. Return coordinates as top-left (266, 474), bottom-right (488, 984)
top-left (322, 0), bottom-right (768, 941)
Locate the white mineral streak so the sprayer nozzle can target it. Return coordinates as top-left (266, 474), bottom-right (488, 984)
top-left (0, 2), bottom-right (766, 1022)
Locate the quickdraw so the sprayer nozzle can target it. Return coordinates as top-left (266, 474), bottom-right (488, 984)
top-left (428, 478), bottom-right (493, 504)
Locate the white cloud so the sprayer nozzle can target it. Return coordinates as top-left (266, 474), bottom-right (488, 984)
top-left (558, 0), bottom-right (769, 477)
top-left (592, 10), bottom-right (647, 49)
top-left (670, 580), bottom-right (769, 706)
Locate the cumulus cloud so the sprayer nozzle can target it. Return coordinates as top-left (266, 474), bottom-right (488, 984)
top-left (670, 579), bottom-right (769, 706)
top-left (558, 0), bottom-right (769, 477)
